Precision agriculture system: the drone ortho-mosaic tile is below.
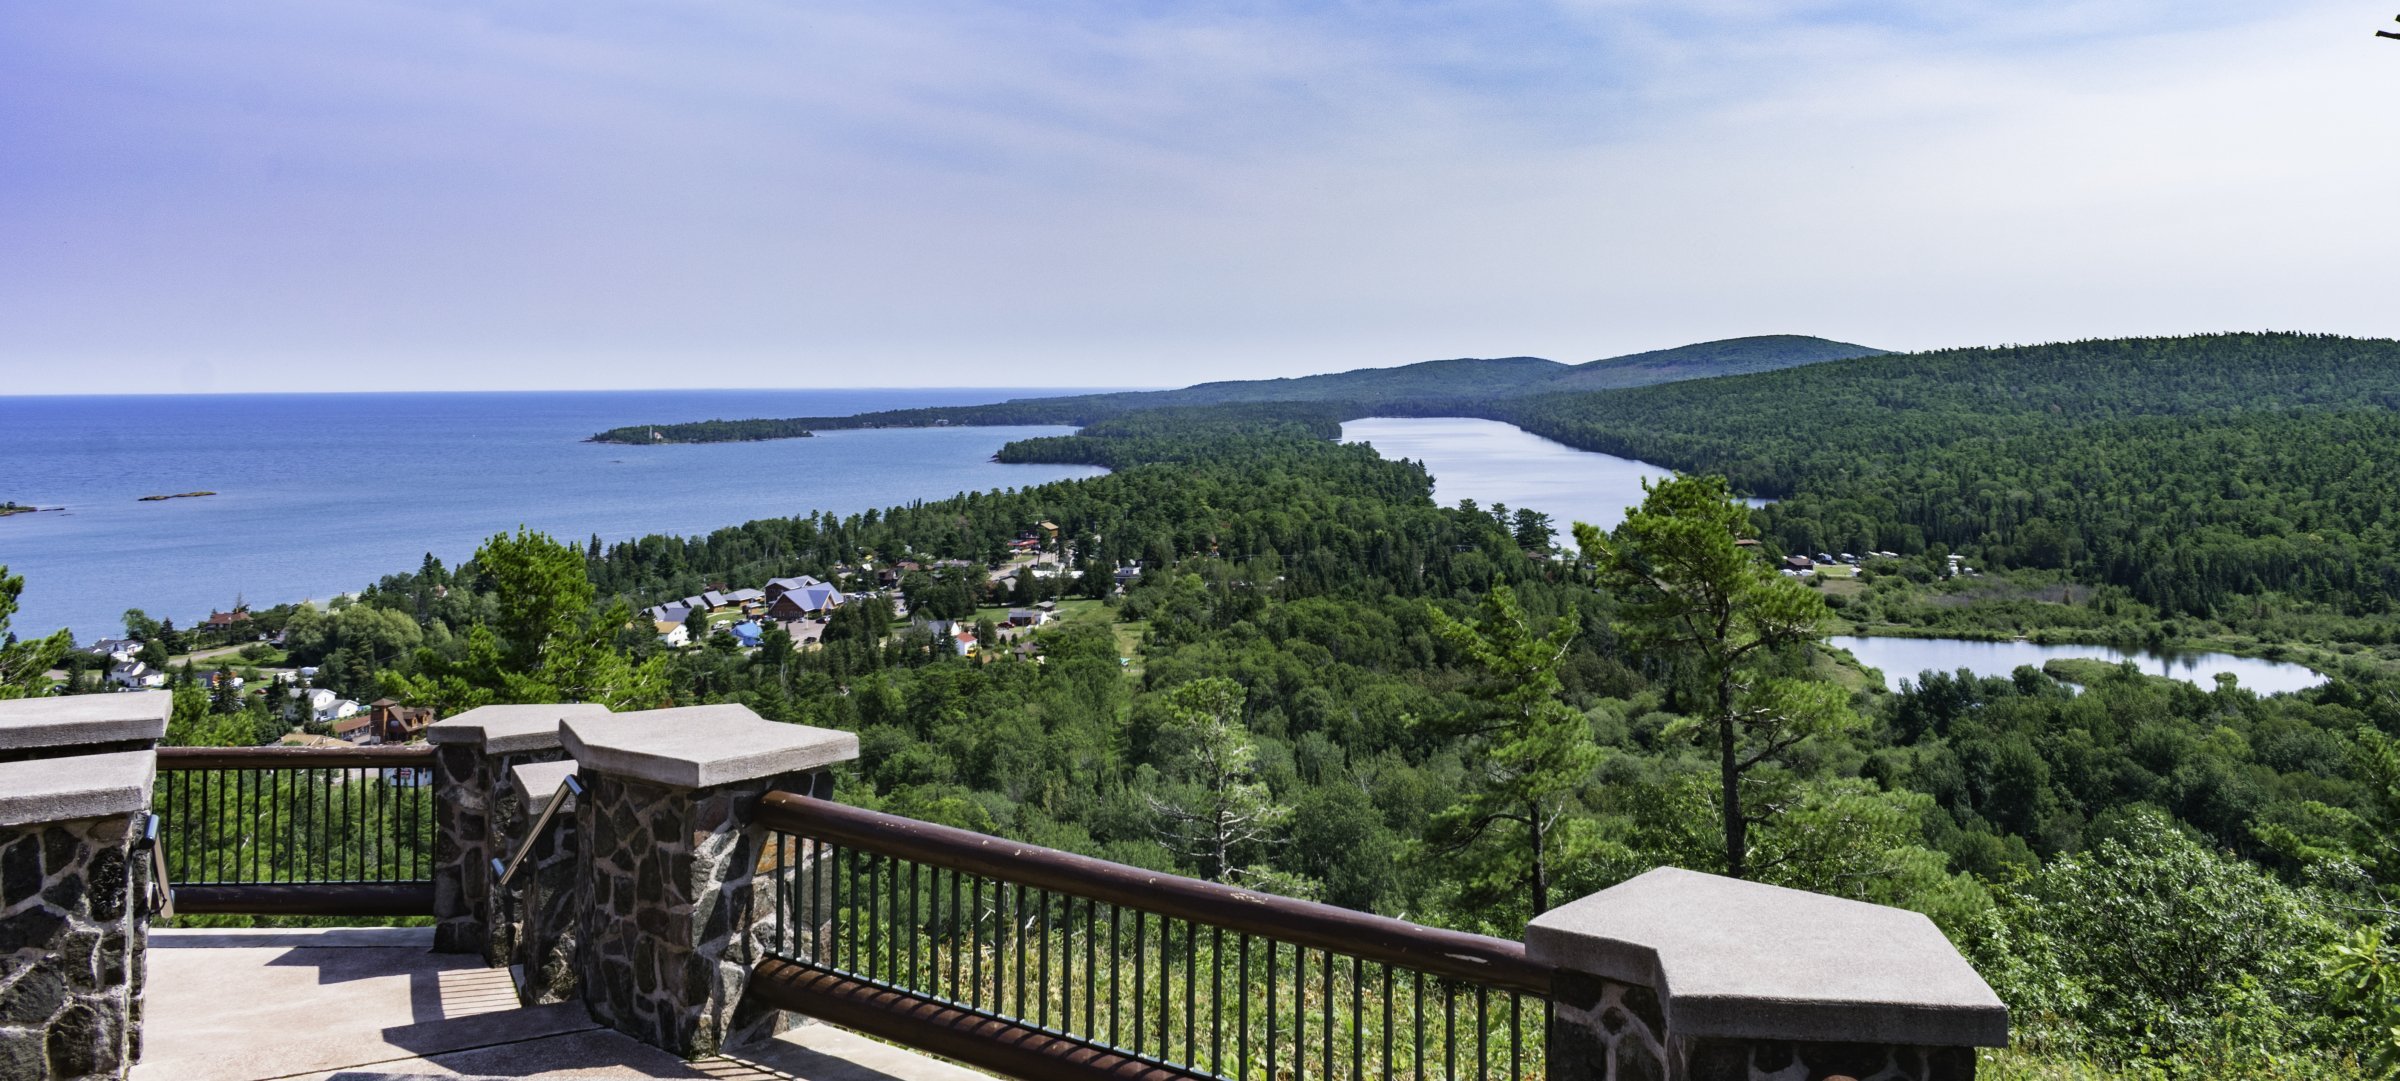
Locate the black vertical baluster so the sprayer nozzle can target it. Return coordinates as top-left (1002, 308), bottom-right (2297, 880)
top-left (1237, 934), bottom-right (1250, 1081)
top-left (1060, 895), bottom-right (1073, 1033)
top-left (888, 852), bottom-right (901, 986)
top-left (1159, 918), bottom-right (1171, 1063)
top-left (1296, 946), bottom-right (1306, 1081)
top-left (1013, 883), bottom-right (1027, 1023)
top-left (1382, 964), bottom-right (1394, 1080)
top-left (1445, 982), bottom-right (1456, 1081)
top-left (1038, 890), bottom-right (1051, 1031)
top-left (237, 769), bottom-right (250, 883)
top-left (1413, 970), bottom-right (1425, 1081)
top-left (1109, 904), bottom-right (1121, 1050)
top-left (1321, 950), bottom-right (1332, 1081)
top-left (908, 859), bottom-right (920, 990)
top-left (1132, 910), bottom-right (1146, 1057)
top-left (827, 844), bottom-right (842, 971)
top-left (949, 868), bottom-right (962, 1000)
top-left (1084, 898), bottom-right (1097, 1046)
top-left (1185, 920), bottom-right (1197, 1068)
top-left (1266, 941), bottom-right (1278, 1081)
top-left (1476, 985), bottom-right (1488, 1081)
top-left (1511, 992), bottom-right (1523, 1081)
top-left (1352, 954), bottom-right (1362, 1081)
top-left (1211, 925), bottom-right (1223, 1076)
top-left (214, 769), bottom-right (225, 884)
top-left (970, 876), bottom-right (983, 1011)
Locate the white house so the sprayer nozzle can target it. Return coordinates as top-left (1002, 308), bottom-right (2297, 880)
top-left (108, 662), bottom-right (166, 690)
top-left (293, 687), bottom-right (360, 723)
top-left (655, 620), bottom-right (691, 648)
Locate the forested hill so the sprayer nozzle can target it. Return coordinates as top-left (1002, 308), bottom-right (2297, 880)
top-left (1488, 332), bottom-right (2400, 620)
top-left (586, 333), bottom-right (1882, 443)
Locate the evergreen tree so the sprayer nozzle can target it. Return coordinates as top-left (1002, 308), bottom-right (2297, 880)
top-left (0, 566), bottom-right (70, 698)
top-left (1423, 585), bottom-right (1602, 915)
top-left (1147, 677), bottom-right (1288, 883)
top-left (1580, 475), bottom-right (1855, 880)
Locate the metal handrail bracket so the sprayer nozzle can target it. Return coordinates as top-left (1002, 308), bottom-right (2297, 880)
top-left (495, 774), bottom-right (582, 892)
top-left (141, 812), bottom-right (174, 919)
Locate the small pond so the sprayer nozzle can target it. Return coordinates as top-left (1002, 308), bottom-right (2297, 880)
top-left (1830, 635), bottom-right (2326, 696)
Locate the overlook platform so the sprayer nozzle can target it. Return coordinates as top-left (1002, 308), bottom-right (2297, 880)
top-left (134, 928), bottom-right (989, 1081)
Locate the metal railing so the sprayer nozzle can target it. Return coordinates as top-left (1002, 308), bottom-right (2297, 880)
top-left (749, 793), bottom-right (1551, 1081)
top-left (155, 746), bottom-right (439, 915)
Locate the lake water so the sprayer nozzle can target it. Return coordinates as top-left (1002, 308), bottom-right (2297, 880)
top-left (1342, 416), bottom-right (1759, 541)
top-left (1331, 417), bottom-right (2327, 698)
top-left (1830, 635), bottom-right (2326, 695)
top-left (0, 390), bottom-right (1107, 641)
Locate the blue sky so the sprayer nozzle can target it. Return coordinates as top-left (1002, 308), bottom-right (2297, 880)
top-left (1, 1), bottom-right (2393, 393)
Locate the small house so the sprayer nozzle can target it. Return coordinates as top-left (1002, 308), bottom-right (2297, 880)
top-left (767, 582), bottom-right (845, 620)
top-left (763, 576), bottom-right (824, 603)
top-left (108, 662), bottom-right (165, 690)
top-left (655, 620), bottom-right (690, 648)
top-left (729, 621), bottom-right (764, 648)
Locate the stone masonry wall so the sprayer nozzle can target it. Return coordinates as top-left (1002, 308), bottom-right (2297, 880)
top-left (433, 743), bottom-right (564, 959)
top-left (1678, 1038), bottom-right (1975, 1081)
top-left (0, 814), bottom-right (144, 1081)
top-left (574, 770), bottom-right (809, 1058)
top-left (1551, 974), bottom-right (1979, 1081)
top-left (1549, 972), bottom-right (1671, 1081)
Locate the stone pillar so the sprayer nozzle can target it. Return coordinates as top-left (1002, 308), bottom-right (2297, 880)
top-left (564, 705), bottom-right (858, 1058)
top-left (0, 751), bottom-right (156, 1081)
top-left (505, 759), bottom-right (582, 1006)
top-left (0, 695), bottom-right (171, 764)
top-left (1526, 868), bottom-right (2008, 1081)
top-left (425, 704), bottom-right (613, 958)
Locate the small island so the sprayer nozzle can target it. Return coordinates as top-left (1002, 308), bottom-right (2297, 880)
top-left (0, 501), bottom-right (36, 517)
top-left (138, 491), bottom-right (218, 502)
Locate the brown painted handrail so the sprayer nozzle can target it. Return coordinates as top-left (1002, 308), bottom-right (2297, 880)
top-left (754, 791), bottom-right (1554, 996)
top-left (158, 745), bottom-right (436, 768)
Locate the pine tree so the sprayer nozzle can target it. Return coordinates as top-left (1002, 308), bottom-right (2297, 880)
top-left (1425, 585), bottom-right (1602, 915)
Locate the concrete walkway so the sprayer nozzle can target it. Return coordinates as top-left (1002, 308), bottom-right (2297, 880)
top-left (136, 927), bottom-right (991, 1081)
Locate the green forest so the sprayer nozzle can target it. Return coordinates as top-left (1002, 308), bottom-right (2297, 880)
top-left (15, 332), bottom-right (2400, 1078)
top-left (586, 334), bottom-right (1882, 444)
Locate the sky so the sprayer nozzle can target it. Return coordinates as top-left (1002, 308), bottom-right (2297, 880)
top-left (1, 0), bottom-right (2395, 394)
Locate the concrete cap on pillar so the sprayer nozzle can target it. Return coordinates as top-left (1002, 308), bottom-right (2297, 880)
top-left (0, 750), bottom-right (157, 827)
top-left (1526, 866), bottom-right (2009, 1048)
top-left (426, 703), bottom-right (615, 755)
top-left (562, 704), bottom-right (858, 789)
top-left (0, 692), bottom-right (172, 753)
top-left (511, 759), bottom-right (581, 817)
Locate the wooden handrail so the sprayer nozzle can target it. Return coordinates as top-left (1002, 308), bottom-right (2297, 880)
top-left (753, 791), bottom-right (1554, 996)
top-left (158, 745), bottom-right (436, 768)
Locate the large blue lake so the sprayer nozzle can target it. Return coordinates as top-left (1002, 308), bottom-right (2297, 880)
top-left (0, 390), bottom-right (1107, 640)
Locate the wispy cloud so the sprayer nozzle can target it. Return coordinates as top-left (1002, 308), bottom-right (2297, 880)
top-left (0, 0), bottom-right (2391, 392)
